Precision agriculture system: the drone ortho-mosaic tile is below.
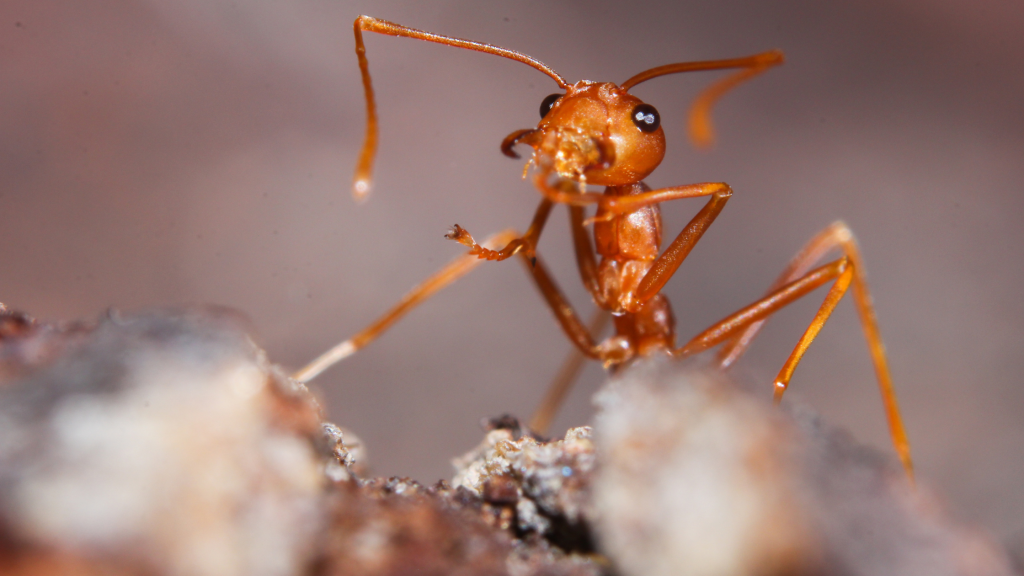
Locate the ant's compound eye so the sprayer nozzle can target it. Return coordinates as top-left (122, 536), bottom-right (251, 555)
top-left (631, 103), bottom-right (660, 133)
top-left (540, 93), bottom-right (562, 118)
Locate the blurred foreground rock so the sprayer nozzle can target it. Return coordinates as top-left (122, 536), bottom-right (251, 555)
top-left (0, 306), bottom-right (1015, 576)
top-left (0, 307), bottom-right (600, 576)
top-left (0, 307), bottom-right (326, 576)
top-left (592, 358), bottom-right (1017, 576)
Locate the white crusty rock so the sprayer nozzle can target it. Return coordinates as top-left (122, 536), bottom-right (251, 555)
top-left (591, 357), bottom-right (1016, 576)
top-left (0, 309), bottom-right (328, 576)
top-left (452, 421), bottom-right (596, 537)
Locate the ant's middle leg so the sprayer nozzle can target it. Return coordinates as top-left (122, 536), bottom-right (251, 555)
top-left (518, 250), bottom-right (632, 364)
top-left (524, 206), bottom-right (631, 436)
top-left (447, 198), bottom-right (621, 363)
top-left (454, 204), bottom-right (624, 432)
top-left (447, 196), bottom-right (627, 364)
top-left (529, 308), bottom-right (610, 435)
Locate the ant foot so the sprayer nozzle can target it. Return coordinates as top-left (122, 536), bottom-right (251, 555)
top-left (445, 224), bottom-right (478, 249)
top-left (446, 225), bottom-right (533, 262)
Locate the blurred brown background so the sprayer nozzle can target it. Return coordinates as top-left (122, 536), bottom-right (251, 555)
top-left (2, 0), bottom-right (1022, 546)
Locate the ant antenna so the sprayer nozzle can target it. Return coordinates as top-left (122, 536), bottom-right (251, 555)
top-left (352, 16), bottom-right (569, 201)
top-left (621, 50), bottom-right (784, 149)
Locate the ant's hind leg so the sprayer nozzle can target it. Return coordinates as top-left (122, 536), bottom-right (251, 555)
top-left (676, 246), bottom-right (913, 481)
top-left (676, 258), bottom-right (852, 363)
top-left (718, 221), bottom-right (873, 367)
top-left (713, 221), bottom-right (911, 479)
top-left (292, 229), bottom-right (519, 383)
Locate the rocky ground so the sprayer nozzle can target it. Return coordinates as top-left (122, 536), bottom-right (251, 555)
top-left (0, 305), bottom-right (1016, 576)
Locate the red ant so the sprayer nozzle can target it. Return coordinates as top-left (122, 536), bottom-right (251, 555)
top-left (294, 16), bottom-right (913, 480)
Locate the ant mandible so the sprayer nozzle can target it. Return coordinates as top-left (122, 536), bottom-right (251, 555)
top-left (294, 16), bottom-right (913, 480)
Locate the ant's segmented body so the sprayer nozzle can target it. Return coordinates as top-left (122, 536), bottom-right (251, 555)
top-left (295, 16), bottom-right (913, 480)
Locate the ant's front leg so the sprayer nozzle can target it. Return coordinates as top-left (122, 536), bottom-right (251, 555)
top-left (593, 181), bottom-right (733, 221)
top-left (531, 170), bottom-right (606, 207)
top-left (293, 229), bottom-right (521, 383)
top-left (444, 198), bottom-right (625, 364)
top-left (630, 183), bottom-right (733, 305)
top-left (547, 180), bottom-right (734, 307)
top-left (446, 199), bottom-right (553, 263)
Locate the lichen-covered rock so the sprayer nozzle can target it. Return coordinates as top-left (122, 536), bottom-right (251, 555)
top-left (320, 478), bottom-right (511, 576)
top-left (0, 306), bottom-right (1012, 576)
top-left (452, 417), bottom-right (596, 543)
top-left (0, 307), bottom-right (604, 576)
top-left (0, 303), bottom-right (92, 381)
top-left (318, 475), bottom-right (602, 576)
top-left (0, 308), bottom-right (328, 576)
top-left (591, 357), bottom-right (1016, 576)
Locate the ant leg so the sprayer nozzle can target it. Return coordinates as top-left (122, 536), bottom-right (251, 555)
top-left (293, 229), bottom-right (519, 383)
top-left (675, 256), bottom-right (914, 480)
top-left (719, 222), bottom-right (878, 367)
top-left (532, 170), bottom-right (606, 207)
top-left (556, 182), bottom-right (734, 309)
top-left (518, 250), bottom-right (624, 363)
top-left (530, 171), bottom-right (731, 216)
top-left (446, 198), bottom-right (624, 420)
top-left (569, 206), bottom-right (601, 300)
top-left (529, 309), bottom-right (610, 436)
top-left (524, 207), bottom-right (617, 436)
top-left (584, 182), bottom-right (733, 225)
top-left (632, 185), bottom-right (734, 303)
top-left (713, 221), bottom-right (912, 479)
top-left (447, 226), bottom-right (626, 365)
top-left (720, 219), bottom-right (888, 366)
top-left (675, 259), bottom-right (849, 359)
top-left (297, 200), bottom-right (615, 381)
top-left (446, 199), bottom-right (554, 262)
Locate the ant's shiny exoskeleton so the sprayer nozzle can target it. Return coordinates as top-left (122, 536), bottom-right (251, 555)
top-left (295, 16), bottom-right (913, 480)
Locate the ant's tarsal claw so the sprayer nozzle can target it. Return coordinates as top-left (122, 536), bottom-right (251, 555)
top-left (445, 224), bottom-right (463, 240)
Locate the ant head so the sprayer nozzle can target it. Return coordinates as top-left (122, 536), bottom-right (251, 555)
top-left (351, 15), bottom-right (783, 200)
top-left (502, 81), bottom-right (666, 187)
